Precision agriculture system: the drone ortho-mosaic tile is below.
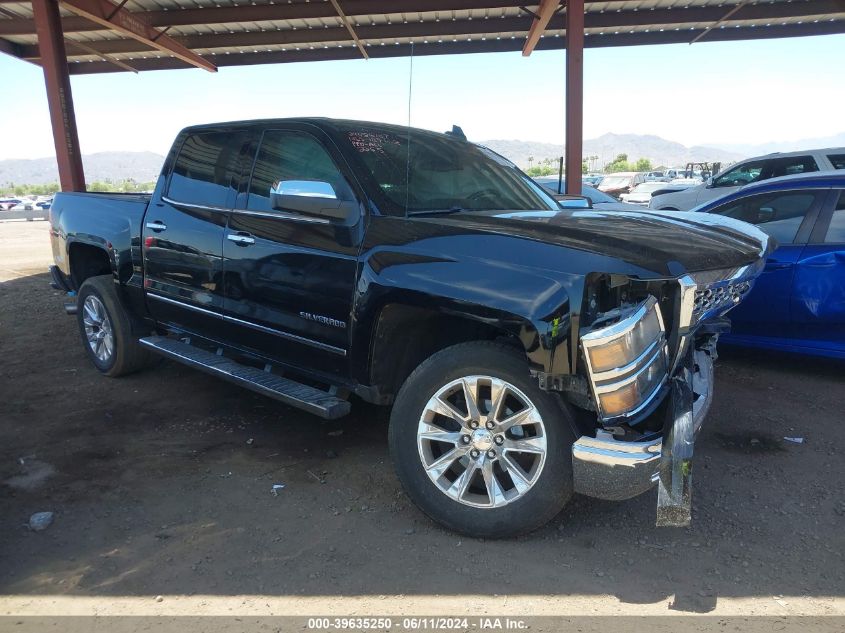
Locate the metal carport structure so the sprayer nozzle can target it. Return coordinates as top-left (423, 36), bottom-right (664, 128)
top-left (1, 0), bottom-right (844, 193)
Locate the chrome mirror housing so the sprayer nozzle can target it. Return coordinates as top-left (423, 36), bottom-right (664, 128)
top-left (270, 180), bottom-right (359, 223)
top-left (272, 180), bottom-right (337, 199)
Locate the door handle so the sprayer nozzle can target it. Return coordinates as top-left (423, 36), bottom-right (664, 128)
top-left (145, 220), bottom-right (167, 232)
top-left (764, 262), bottom-right (791, 271)
top-left (227, 232), bottom-right (255, 246)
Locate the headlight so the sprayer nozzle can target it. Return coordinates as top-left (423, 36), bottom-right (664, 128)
top-left (581, 296), bottom-right (668, 421)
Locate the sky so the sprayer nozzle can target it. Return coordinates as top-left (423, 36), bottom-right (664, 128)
top-left (0, 33), bottom-right (843, 160)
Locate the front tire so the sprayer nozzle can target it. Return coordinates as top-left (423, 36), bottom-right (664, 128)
top-left (76, 275), bottom-right (154, 377)
top-left (389, 341), bottom-right (576, 538)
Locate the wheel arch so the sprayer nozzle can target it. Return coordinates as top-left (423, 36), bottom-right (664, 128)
top-left (68, 241), bottom-right (114, 290)
top-left (362, 289), bottom-right (575, 402)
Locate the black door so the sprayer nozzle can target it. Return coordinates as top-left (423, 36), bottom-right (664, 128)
top-left (222, 127), bottom-right (364, 378)
top-left (143, 130), bottom-right (252, 337)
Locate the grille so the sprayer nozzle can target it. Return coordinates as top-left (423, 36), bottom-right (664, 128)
top-left (693, 280), bottom-right (752, 318)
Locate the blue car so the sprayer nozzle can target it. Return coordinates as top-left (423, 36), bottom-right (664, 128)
top-left (691, 171), bottom-right (845, 359)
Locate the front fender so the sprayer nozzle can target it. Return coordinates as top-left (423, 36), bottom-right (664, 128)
top-left (350, 246), bottom-right (584, 381)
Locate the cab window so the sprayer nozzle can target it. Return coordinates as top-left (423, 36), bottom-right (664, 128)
top-left (712, 191), bottom-right (818, 244)
top-left (168, 131), bottom-right (250, 207)
top-left (246, 131), bottom-right (353, 212)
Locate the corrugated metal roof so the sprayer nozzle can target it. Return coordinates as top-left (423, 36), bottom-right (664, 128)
top-left (1, 0), bottom-right (843, 73)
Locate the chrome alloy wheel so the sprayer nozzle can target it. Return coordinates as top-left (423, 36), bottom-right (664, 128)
top-left (417, 376), bottom-right (547, 508)
top-left (82, 295), bottom-right (114, 363)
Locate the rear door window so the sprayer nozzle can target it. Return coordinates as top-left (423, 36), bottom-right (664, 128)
top-left (168, 131), bottom-right (250, 208)
top-left (828, 154), bottom-right (845, 170)
top-left (711, 190), bottom-right (820, 244)
top-left (767, 155), bottom-right (818, 178)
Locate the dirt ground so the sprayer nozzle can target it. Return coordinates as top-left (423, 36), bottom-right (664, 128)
top-left (1, 220), bottom-right (843, 621)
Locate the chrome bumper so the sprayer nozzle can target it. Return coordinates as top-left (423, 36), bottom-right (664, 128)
top-left (571, 348), bottom-right (713, 509)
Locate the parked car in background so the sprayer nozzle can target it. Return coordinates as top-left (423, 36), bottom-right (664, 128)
top-left (533, 177), bottom-right (643, 211)
top-left (644, 171), bottom-right (666, 182)
top-left (0, 198), bottom-right (23, 210)
top-left (690, 170), bottom-right (845, 359)
top-left (36, 197), bottom-right (53, 209)
top-left (583, 174), bottom-right (603, 187)
top-left (648, 178), bottom-right (703, 199)
top-left (620, 182), bottom-right (671, 206)
top-left (597, 172), bottom-right (646, 198)
top-left (650, 147), bottom-right (845, 211)
top-left (663, 168), bottom-right (691, 180)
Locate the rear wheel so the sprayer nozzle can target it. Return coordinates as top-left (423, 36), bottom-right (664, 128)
top-left (389, 341), bottom-right (576, 538)
top-left (76, 275), bottom-right (155, 377)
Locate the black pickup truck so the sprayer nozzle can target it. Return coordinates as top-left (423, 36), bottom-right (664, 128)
top-left (49, 118), bottom-right (771, 537)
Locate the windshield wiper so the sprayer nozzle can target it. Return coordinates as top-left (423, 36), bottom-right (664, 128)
top-left (407, 206), bottom-right (468, 216)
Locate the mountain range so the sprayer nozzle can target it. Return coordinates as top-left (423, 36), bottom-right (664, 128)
top-left (480, 133), bottom-right (746, 170)
top-left (0, 151), bottom-right (165, 186)
top-left (2, 131), bottom-right (842, 185)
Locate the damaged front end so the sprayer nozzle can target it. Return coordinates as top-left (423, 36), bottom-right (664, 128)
top-left (569, 259), bottom-right (765, 527)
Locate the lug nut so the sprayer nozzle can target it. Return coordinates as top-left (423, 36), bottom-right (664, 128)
top-left (470, 449), bottom-right (480, 459)
top-left (461, 435), bottom-right (471, 444)
top-left (487, 449), bottom-right (496, 459)
top-left (494, 435), bottom-right (504, 445)
top-left (485, 421), bottom-right (495, 430)
top-left (470, 421), bottom-right (479, 429)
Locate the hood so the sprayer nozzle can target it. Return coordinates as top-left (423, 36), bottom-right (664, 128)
top-left (432, 208), bottom-right (770, 278)
top-left (594, 201), bottom-right (644, 212)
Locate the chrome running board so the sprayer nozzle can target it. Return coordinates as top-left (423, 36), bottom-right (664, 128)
top-left (139, 336), bottom-right (350, 420)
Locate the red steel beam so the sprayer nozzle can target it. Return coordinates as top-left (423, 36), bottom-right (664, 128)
top-left (58, 0), bottom-right (216, 71)
top-left (522, 0), bottom-right (561, 56)
top-left (565, 0), bottom-right (583, 195)
top-left (31, 0), bottom-right (86, 192)
top-left (691, 0), bottom-right (750, 44)
top-left (330, 0), bottom-right (369, 59)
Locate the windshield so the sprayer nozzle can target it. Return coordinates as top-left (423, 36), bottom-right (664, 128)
top-left (341, 126), bottom-right (558, 214)
top-left (600, 176), bottom-right (632, 187)
top-left (632, 182), bottom-right (667, 193)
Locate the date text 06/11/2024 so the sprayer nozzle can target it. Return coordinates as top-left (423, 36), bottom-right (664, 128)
top-left (306, 617), bottom-right (528, 630)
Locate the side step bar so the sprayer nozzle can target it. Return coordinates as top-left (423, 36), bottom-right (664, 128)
top-left (139, 336), bottom-right (351, 420)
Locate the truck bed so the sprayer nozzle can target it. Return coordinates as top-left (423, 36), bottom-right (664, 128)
top-left (49, 190), bottom-right (153, 286)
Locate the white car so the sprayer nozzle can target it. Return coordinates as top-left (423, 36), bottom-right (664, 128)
top-left (620, 181), bottom-right (672, 206)
top-left (650, 147), bottom-right (845, 211)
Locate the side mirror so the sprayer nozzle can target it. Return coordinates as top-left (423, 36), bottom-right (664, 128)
top-left (554, 194), bottom-right (593, 209)
top-left (270, 180), bottom-right (359, 223)
top-left (705, 177), bottom-right (714, 188)
top-left (756, 206), bottom-right (775, 223)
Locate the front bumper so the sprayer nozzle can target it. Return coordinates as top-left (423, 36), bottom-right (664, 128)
top-left (571, 347), bottom-right (713, 508)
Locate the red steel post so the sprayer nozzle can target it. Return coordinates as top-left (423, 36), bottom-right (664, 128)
top-left (31, 0), bottom-right (86, 191)
top-left (565, 0), bottom-right (584, 196)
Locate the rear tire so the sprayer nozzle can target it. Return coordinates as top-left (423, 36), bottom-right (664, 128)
top-left (76, 275), bottom-right (155, 377)
top-left (389, 341), bottom-right (576, 538)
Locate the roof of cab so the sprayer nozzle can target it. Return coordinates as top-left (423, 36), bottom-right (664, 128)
top-left (178, 117), bottom-right (454, 141)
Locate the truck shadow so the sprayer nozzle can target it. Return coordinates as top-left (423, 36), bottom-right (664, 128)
top-left (1, 272), bottom-right (843, 613)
